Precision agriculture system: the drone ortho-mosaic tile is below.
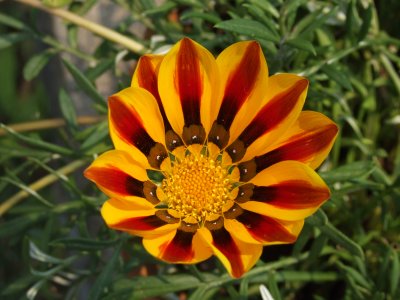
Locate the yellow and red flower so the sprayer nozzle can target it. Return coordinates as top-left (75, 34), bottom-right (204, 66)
top-left (84, 38), bottom-right (338, 278)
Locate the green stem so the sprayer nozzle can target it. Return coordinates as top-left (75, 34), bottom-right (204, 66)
top-left (15, 0), bottom-right (147, 54)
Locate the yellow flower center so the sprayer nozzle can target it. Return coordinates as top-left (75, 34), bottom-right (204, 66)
top-left (161, 152), bottom-right (234, 224)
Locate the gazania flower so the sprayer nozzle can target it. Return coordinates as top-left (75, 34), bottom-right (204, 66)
top-left (84, 38), bottom-right (338, 278)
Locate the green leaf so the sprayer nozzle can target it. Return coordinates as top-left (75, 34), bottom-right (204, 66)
top-left (50, 237), bottom-right (119, 251)
top-left (286, 38), bottom-right (316, 55)
top-left (0, 213), bottom-right (45, 239)
top-left (215, 19), bottom-right (280, 43)
top-left (0, 33), bottom-right (31, 49)
top-left (62, 58), bottom-right (105, 106)
top-left (88, 241), bottom-right (123, 300)
top-left (23, 50), bottom-right (56, 81)
top-left (0, 12), bottom-right (29, 30)
top-left (358, 4), bottom-right (373, 41)
top-left (180, 11), bottom-right (221, 24)
top-left (390, 249), bottom-right (400, 296)
top-left (29, 240), bottom-right (63, 264)
top-left (320, 161), bottom-right (375, 182)
top-left (321, 64), bottom-right (353, 90)
top-left (114, 274), bottom-right (204, 300)
top-left (142, 1), bottom-right (176, 16)
top-left (249, 0), bottom-right (279, 18)
top-left (320, 223), bottom-right (365, 259)
top-left (0, 124), bottom-right (75, 156)
top-left (59, 88), bottom-right (78, 130)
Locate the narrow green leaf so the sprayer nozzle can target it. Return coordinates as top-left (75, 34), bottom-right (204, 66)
top-left (23, 50), bottom-right (56, 81)
top-left (50, 237), bottom-right (119, 251)
top-left (0, 213), bottom-right (45, 239)
top-left (62, 58), bottom-right (105, 106)
top-left (0, 275), bottom-right (37, 297)
top-left (59, 88), bottom-right (78, 130)
top-left (320, 161), bottom-right (375, 182)
top-left (390, 249), bottom-right (400, 296)
top-left (320, 223), bottom-right (364, 259)
top-left (29, 240), bottom-right (63, 264)
top-left (358, 4), bottom-right (372, 41)
top-left (215, 19), bottom-right (280, 43)
top-left (0, 124), bottom-right (75, 156)
top-left (180, 11), bottom-right (221, 24)
top-left (250, 0), bottom-right (279, 18)
top-left (0, 12), bottom-right (29, 30)
top-left (0, 32), bottom-right (31, 49)
top-left (189, 285), bottom-right (219, 300)
top-left (286, 37), bottom-right (316, 55)
top-left (88, 241), bottom-right (123, 300)
top-left (321, 64), bottom-right (353, 90)
top-left (142, 2), bottom-right (176, 16)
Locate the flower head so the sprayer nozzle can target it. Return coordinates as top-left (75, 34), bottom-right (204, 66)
top-left (84, 38), bottom-right (338, 278)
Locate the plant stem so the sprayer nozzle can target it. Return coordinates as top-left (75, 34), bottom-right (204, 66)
top-left (0, 116), bottom-right (106, 136)
top-left (15, 0), bottom-right (147, 54)
top-left (0, 160), bottom-right (87, 216)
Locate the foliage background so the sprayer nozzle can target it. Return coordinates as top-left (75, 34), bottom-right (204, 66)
top-left (0, 0), bottom-right (399, 299)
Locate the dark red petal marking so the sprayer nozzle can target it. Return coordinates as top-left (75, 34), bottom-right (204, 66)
top-left (237, 79), bottom-right (308, 148)
top-left (211, 227), bottom-right (244, 278)
top-left (137, 56), bottom-right (172, 131)
top-left (160, 230), bottom-right (195, 262)
top-left (251, 180), bottom-right (329, 209)
top-left (177, 38), bottom-right (203, 127)
top-left (114, 214), bottom-right (167, 231)
top-left (216, 42), bottom-right (261, 130)
top-left (109, 96), bottom-right (156, 156)
top-left (86, 166), bottom-right (144, 197)
top-left (236, 211), bottom-right (297, 243)
top-left (254, 124), bottom-right (338, 171)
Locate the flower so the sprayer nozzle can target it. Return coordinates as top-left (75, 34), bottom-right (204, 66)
top-left (84, 38), bottom-right (338, 278)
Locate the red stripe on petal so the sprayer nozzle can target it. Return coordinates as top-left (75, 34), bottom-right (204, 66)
top-left (114, 214), bottom-right (167, 231)
top-left (217, 42), bottom-right (261, 130)
top-left (177, 38), bottom-right (203, 126)
top-left (137, 57), bottom-right (172, 131)
top-left (238, 79), bottom-right (308, 147)
top-left (86, 166), bottom-right (144, 197)
top-left (160, 230), bottom-right (195, 262)
top-left (211, 227), bottom-right (244, 278)
top-left (254, 124), bottom-right (338, 171)
top-left (237, 211), bottom-right (296, 243)
top-left (109, 96), bottom-right (156, 156)
top-left (252, 180), bottom-right (329, 209)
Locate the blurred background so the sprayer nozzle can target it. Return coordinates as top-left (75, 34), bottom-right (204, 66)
top-left (0, 0), bottom-right (399, 299)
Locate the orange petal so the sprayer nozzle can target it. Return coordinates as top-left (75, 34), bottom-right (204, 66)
top-left (84, 150), bottom-right (158, 207)
top-left (198, 226), bottom-right (262, 278)
top-left (143, 228), bottom-right (212, 264)
top-left (101, 199), bottom-right (179, 237)
top-left (158, 38), bottom-right (220, 142)
top-left (239, 161), bottom-right (330, 221)
top-left (108, 87), bottom-right (168, 168)
top-left (131, 54), bottom-right (175, 132)
top-left (226, 74), bottom-right (308, 163)
top-left (224, 205), bottom-right (304, 245)
top-left (210, 41), bottom-right (268, 149)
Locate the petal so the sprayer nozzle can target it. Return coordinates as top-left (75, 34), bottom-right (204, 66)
top-left (158, 38), bottom-right (220, 143)
top-left (101, 199), bottom-right (179, 237)
top-left (239, 161), bottom-right (330, 221)
top-left (143, 226), bottom-right (212, 263)
top-left (238, 111), bottom-right (338, 181)
top-left (209, 41), bottom-right (268, 149)
top-left (84, 150), bottom-right (158, 207)
top-left (131, 54), bottom-right (174, 132)
top-left (224, 204), bottom-right (303, 245)
top-left (198, 224), bottom-right (262, 278)
top-left (226, 74), bottom-right (308, 163)
top-left (109, 87), bottom-right (167, 168)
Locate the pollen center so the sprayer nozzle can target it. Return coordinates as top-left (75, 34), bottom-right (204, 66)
top-left (161, 153), bottom-right (233, 224)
